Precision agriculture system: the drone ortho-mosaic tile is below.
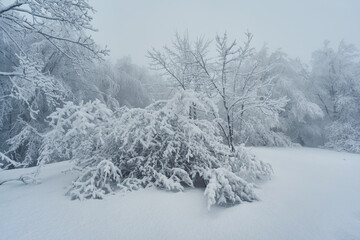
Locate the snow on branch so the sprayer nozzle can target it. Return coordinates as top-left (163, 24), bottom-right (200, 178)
top-left (0, 152), bottom-right (23, 169)
top-left (68, 160), bottom-right (122, 200)
top-left (0, 0), bottom-right (108, 61)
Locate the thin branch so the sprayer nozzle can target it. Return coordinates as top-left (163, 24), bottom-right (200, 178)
top-left (0, 0), bottom-right (27, 15)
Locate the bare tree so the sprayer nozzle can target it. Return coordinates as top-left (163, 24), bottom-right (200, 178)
top-left (149, 32), bottom-right (287, 151)
top-left (148, 33), bottom-right (210, 119)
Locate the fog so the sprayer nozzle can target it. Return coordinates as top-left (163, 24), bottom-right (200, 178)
top-left (89, 0), bottom-right (360, 66)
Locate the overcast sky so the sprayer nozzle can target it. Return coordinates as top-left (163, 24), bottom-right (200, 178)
top-left (89, 0), bottom-right (360, 67)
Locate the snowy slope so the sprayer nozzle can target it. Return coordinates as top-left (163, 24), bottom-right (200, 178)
top-left (0, 148), bottom-right (359, 240)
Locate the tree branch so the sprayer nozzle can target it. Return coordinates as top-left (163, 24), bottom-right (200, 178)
top-left (0, 0), bottom-right (27, 15)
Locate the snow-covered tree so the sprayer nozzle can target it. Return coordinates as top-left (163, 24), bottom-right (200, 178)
top-left (0, 0), bottom-right (107, 167)
top-left (269, 54), bottom-right (324, 147)
top-left (148, 32), bottom-right (288, 149)
top-left (311, 41), bottom-right (360, 153)
top-left (0, 54), bottom-right (66, 167)
top-left (0, 0), bottom-right (106, 63)
top-left (41, 91), bottom-right (272, 208)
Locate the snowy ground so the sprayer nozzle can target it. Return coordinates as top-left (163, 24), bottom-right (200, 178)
top-left (1, 147), bottom-right (360, 240)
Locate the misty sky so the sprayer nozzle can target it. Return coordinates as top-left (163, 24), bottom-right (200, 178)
top-left (89, 0), bottom-right (360, 67)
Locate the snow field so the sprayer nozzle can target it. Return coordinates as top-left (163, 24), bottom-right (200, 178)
top-left (0, 147), bottom-right (359, 240)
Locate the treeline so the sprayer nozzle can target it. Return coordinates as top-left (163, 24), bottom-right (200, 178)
top-left (148, 33), bottom-right (360, 152)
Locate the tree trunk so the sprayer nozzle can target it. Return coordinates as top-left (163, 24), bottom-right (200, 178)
top-left (189, 102), bottom-right (197, 120)
top-left (226, 109), bottom-right (235, 152)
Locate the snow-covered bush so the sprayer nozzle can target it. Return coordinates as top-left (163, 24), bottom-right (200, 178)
top-left (230, 144), bottom-right (273, 182)
top-left (41, 90), bottom-right (272, 207)
top-left (39, 100), bottom-right (115, 166)
top-left (325, 122), bottom-right (360, 153)
top-left (68, 160), bottom-right (122, 200)
top-left (203, 168), bottom-right (257, 208)
top-left (234, 106), bottom-right (293, 147)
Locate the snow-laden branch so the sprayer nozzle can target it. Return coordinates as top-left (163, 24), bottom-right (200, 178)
top-left (0, 0), bottom-right (108, 60)
top-left (0, 152), bottom-right (23, 169)
top-left (0, 71), bottom-right (22, 77)
top-left (0, 0), bottom-right (27, 15)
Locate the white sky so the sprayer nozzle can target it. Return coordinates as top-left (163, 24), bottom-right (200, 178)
top-left (89, 0), bottom-right (360, 67)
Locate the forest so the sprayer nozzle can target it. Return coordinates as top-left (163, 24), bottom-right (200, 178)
top-left (0, 1), bottom-right (360, 239)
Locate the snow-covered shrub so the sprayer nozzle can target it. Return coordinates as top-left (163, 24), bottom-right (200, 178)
top-left (68, 160), bottom-right (122, 200)
top-left (325, 122), bottom-right (360, 153)
top-left (203, 168), bottom-right (257, 209)
top-left (42, 90), bottom-right (272, 207)
top-left (39, 100), bottom-right (115, 166)
top-left (235, 107), bottom-right (293, 147)
top-left (230, 144), bottom-right (273, 182)
top-left (104, 91), bottom-right (227, 191)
